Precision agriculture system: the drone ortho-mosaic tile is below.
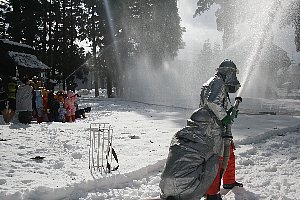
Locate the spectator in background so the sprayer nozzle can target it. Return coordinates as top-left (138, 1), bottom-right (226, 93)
top-left (41, 89), bottom-right (49, 122)
top-left (47, 90), bottom-right (59, 122)
top-left (34, 88), bottom-right (43, 123)
top-left (29, 79), bottom-right (37, 118)
top-left (57, 90), bottom-right (66, 123)
top-left (64, 90), bottom-right (77, 122)
top-left (3, 77), bottom-right (18, 123)
top-left (16, 77), bottom-right (33, 124)
top-left (31, 76), bottom-right (43, 123)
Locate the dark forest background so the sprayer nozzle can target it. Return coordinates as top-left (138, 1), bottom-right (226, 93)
top-left (1, 0), bottom-right (299, 97)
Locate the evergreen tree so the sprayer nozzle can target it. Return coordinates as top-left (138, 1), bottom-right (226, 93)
top-left (1, 0), bottom-right (183, 97)
top-left (22, 0), bottom-right (41, 46)
top-left (2, 0), bottom-right (87, 87)
top-left (0, 1), bottom-right (9, 38)
top-left (200, 39), bottom-right (212, 68)
top-left (124, 0), bottom-right (183, 66)
top-left (194, 0), bottom-right (237, 49)
top-left (80, 0), bottom-right (108, 96)
top-left (5, 0), bottom-right (22, 42)
top-left (213, 41), bottom-right (221, 55)
top-left (282, 0), bottom-right (300, 52)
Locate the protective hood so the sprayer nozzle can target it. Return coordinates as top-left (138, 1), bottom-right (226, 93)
top-left (217, 59), bottom-right (240, 93)
top-left (224, 71), bottom-right (240, 93)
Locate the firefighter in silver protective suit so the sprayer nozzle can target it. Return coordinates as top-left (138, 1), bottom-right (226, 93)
top-left (159, 59), bottom-right (241, 200)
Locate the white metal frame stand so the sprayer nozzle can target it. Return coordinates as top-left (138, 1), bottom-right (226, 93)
top-left (89, 123), bottom-right (113, 174)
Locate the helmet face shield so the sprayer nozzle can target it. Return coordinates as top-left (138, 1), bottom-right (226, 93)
top-left (217, 59), bottom-right (241, 93)
top-left (224, 71), bottom-right (240, 93)
top-left (226, 85), bottom-right (240, 93)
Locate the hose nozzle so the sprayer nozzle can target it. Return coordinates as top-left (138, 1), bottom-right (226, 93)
top-left (234, 97), bottom-right (242, 109)
top-left (228, 96), bottom-right (242, 120)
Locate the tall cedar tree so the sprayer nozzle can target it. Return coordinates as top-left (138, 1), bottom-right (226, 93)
top-left (123, 0), bottom-right (182, 66)
top-left (282, 0), bottom-right (300, 52)
top-left (0, 0), bottom-right (182, 96)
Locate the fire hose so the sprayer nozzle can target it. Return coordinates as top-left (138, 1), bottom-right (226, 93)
top-left (221, 97), bottom-right (242, 176)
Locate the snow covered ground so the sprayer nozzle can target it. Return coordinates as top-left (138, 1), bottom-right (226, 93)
top-left (0, 95), bottom-right (300, 200)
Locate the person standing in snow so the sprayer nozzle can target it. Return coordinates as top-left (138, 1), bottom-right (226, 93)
top-left (199, 59), bottom-right (243, 199)
top-left (34, 88), bottom-right (43, 123)
top-left (64, 90), bottom-right (78, 122)
top-left (16, 77), bottom-right (34, 124)
top-left (47, 90), bottom-right (58, 122)
top-left (159, 59), bottom-right (241, 200)
top-left (41, 88), bottom-right (49, 122)
top-left (4, 77), bottom-right (18, 123)
top-left (33, 77), bottom-right (44, 123)
top-left (57, 90), bottom-right (67, 123)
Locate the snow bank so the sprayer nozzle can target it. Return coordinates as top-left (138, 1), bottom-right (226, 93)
top-left (0, 97), bottom-right (300, 199)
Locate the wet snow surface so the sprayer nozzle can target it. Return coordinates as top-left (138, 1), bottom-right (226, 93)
top-left (0, 96), bottom-right (300, 200)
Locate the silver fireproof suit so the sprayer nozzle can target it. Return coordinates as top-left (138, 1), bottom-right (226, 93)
top-left (159, 73), bottom-right (234, 200)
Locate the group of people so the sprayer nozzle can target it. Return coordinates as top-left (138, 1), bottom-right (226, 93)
top-left (0, 76), bottom-right (80, 124)
top-left (159, 59), bottom-right (243, 200)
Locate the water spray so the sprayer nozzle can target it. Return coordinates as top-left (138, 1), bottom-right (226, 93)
top-left (221, 96), bottom-right (243, 179)
top-left (237, 0), bottom-right (282, 97)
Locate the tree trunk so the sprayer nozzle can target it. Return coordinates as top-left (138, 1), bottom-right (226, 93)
top-left (42, 0), bottom-right (47, 60)
top-left (11, 0), bottom-right (22, 42)
top-left (107, 71), bottom-right (112, 98)
top-left (52, 2), bottom-right (60, 78)
top-left (92, 5), bottom-right (99, 97)
top-left (48, 0), bottom-right (53, 74)
top-left (62, 0), bottom-right (67, 90)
